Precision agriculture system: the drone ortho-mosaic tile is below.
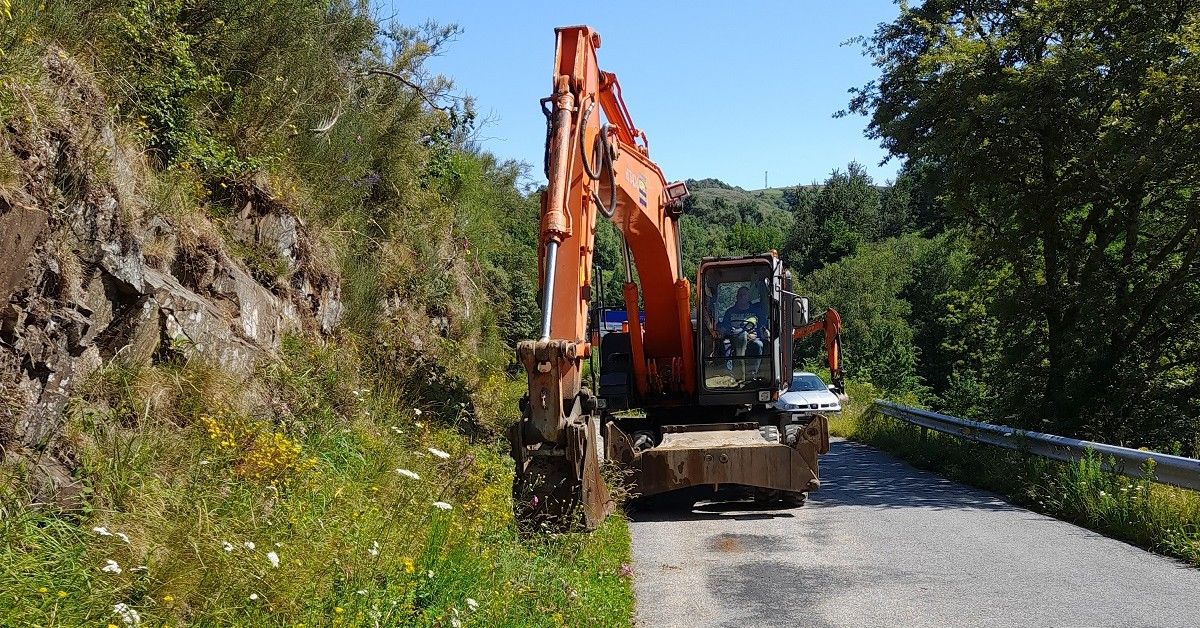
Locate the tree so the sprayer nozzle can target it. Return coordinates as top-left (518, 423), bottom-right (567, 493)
top-left (728, 222), bottom-right (783, 257)
top-left (878, 173), bottom-right (914, 239)
top-left (850, 0), bottom-right (1200, 445)
top-left (782, 162), bottom-right (882, 274)
top-left (801, 234), bottom-right (933, 395)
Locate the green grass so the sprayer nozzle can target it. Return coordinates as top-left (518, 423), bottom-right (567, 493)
top-left (0, 4), bottom-right (633, 626)
top-left (0, 340), bottom-right (634, 627)
top-left (833, 384), bottom-right (1200, 567)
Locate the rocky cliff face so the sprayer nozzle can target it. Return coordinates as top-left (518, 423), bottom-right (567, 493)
top-left (0, 51), bottom-right (341, 502)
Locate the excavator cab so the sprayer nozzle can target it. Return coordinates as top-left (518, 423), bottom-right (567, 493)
top-left (696, 254), bottom-right (793, 406)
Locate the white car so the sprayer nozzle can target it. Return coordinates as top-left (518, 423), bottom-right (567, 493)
top-left (775, 371), bottom-right (842, 420)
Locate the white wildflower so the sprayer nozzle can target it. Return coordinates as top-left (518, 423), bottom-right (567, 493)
top-left (390, 426), bottom-right (402, 435)
top-left (93, 526), bottom-right (112, 536)
top-left (222, 541), bottom-right (234, 552)
top-left (243, 541), bottom-right (256, 550)
top-left (356, 589), bottom-right (367, 595)
top-left (267, 551), bottom-right (280, 568)
top-left (451, 618), bottom-right (462, 628)
top-left (396, 468), bottom-right (420, 480)
top-left (1099, 491), bottom-right (1107, 497)
top-left (116, 532), bottom-right (130, 544)
top-left (466, 598), bottom-right (478, 611)
top-left (274, 542), bottom-right (282, 548)
top-left (113, 602), bottom-right (141, 626)
top-left (427, 570), bottom-right (435, 579)
top-left (432, 501), bottom-right (452, 511)
top-left (249, 593), bottom-right (259, 601)
top-left (368, 541), bottom-right (380, 557)
top-left (428, 447), bottom-right (450, 460)
top-left (101, 559), bottom-right (122, 574)
top-left (414, 408), bottom-right (423, 416)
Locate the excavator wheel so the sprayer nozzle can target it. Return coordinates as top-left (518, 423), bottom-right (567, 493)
top-left (782, 491), bottom-right (807, 507)
top-left (782, 423), bottom-right (803, 446)
top-left (752, 488), bottom-right (781, 504)
top-left (751, 487), bottom-right (807, 507)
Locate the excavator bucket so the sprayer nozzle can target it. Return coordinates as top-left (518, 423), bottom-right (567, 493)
top-left (510, 413), bottom-right (613, 532)
top-left (604, 416), bottom-right (829, 499)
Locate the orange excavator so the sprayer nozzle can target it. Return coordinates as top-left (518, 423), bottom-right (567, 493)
top-left (511, 26), bottom-right (844, 529)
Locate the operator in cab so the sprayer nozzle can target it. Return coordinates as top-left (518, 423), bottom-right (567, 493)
top-left (722, 286), bottom-right (768, 375)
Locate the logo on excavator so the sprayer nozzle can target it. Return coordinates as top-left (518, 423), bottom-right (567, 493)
top-left (624, 168), bottom-right (649, 208)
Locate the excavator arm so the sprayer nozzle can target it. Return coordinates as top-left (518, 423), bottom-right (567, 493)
top-left (512, 26), bottom-right (692, 528)
top-left (521, 26), bottom-right (693, 441)
top-left (793, 307), bottom-right (846, 398)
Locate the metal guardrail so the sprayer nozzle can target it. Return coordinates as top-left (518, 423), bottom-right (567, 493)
top-left (873, 400), bottom-right (1200, 492)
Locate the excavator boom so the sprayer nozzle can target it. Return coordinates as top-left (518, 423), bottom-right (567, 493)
top-left (535, 26), bottom-right (694, 400)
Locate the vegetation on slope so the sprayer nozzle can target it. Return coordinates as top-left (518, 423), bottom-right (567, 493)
top-left (0, 1), bottom-right (630, 625)
top-left (2, 340), bottom-right (632, 626)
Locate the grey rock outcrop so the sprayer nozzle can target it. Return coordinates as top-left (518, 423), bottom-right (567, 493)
top-left (0, 49), bottom-right (342, 506)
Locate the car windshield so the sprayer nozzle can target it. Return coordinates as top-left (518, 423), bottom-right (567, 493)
top-left (789, 375), bottom-right (826, 392)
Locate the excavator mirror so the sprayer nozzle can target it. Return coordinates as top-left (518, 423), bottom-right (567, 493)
top-left (793, 297), bottom-right (810, 326)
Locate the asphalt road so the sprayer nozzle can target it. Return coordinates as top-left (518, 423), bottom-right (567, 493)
top-left (628, 438), bottom-right (1200, 627)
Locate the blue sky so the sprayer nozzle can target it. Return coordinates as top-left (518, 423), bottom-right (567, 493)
top-left (382, 1), bottom-right (903, 190)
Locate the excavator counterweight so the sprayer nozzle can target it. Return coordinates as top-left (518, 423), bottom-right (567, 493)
top-left (510, 26), bottom-right (843, 530)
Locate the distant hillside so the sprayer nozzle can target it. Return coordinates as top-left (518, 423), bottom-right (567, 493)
top-left (682, 179), bottom-right (796, 233)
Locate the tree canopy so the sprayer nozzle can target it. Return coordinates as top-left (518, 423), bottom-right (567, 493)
top-left (849, 0), bottom-right (1200, 445)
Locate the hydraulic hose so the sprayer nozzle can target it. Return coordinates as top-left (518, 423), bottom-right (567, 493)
top-left (579, 100), bottom-right (617, 218)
